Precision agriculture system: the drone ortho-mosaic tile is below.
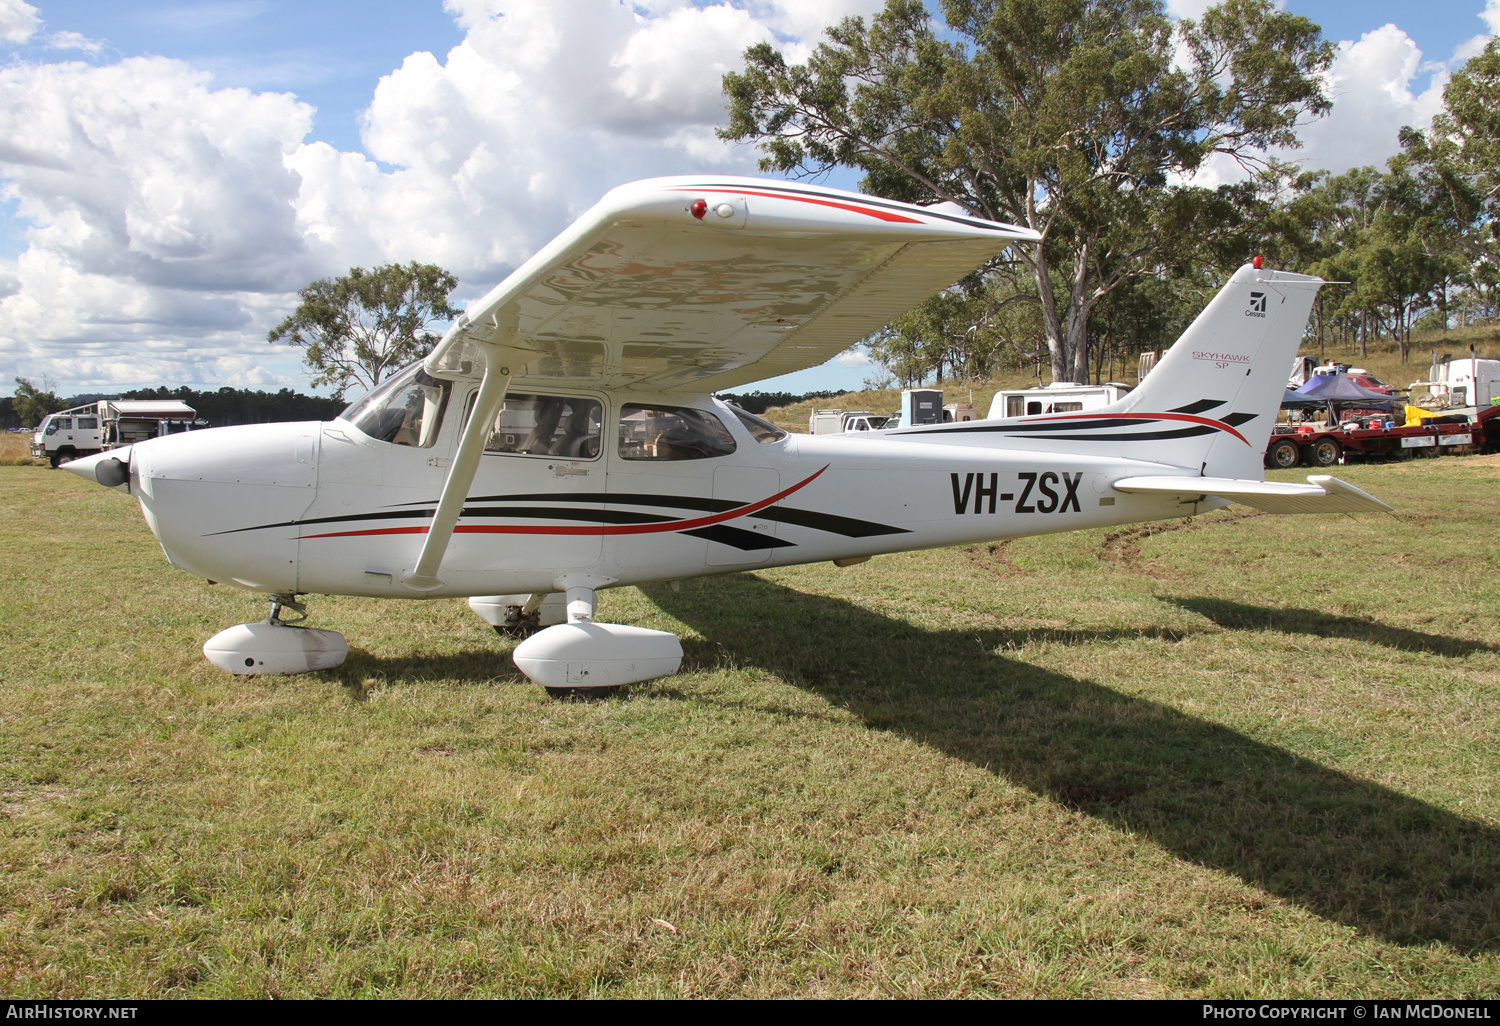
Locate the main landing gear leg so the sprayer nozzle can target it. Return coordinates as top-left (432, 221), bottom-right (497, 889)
top-left (511, 575), bottom-right (683, 701)
top-left (468, 592), bottom-right (567, 637)
top-left (202, 592), bottom-right (348, 675)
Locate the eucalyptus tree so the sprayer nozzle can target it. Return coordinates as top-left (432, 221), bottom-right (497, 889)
top-left (10, 377), bottom-right (64, 428)
top-left (721, 0), bottom-right (1332, 383)
top-left (1400, 37), bottom-right (1500, 328)
top-left (269, 262), bottom-right (462, 395)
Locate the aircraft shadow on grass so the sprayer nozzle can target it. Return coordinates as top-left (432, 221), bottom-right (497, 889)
top-left (1170, 596), bottom-right (1499, 658)
top-left (643, 574), bottom-right (1500, 953)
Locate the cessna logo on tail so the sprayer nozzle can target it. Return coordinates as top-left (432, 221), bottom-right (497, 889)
top-left (1246, 292), bottom-right (1267, 318)
top-left (951, 471), bottom-right (1083, 515)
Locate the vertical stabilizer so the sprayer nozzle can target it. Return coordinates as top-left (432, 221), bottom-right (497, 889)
top-left (1112, 265), bottom-right (1322, 479)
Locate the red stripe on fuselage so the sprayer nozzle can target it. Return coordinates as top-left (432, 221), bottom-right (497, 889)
top-left (299, 465), bottom-right (831, 541)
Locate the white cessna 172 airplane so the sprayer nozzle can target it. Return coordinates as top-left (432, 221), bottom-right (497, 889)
top-left (65, 176), bottom-right (1390, 697)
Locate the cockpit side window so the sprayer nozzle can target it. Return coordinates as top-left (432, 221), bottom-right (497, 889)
top-left (343, 365), bottom-right (452, 448)
top-left (478, 394), bottom-right (603, 459)
top-left (618, 404), bottom-right (737, 461)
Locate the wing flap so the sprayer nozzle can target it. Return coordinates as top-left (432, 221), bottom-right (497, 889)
top-left (1111, 474), bottom-right (1393, 514)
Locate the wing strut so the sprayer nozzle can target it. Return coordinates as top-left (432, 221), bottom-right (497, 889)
top-left (402, 343), bottom-right (522, 592)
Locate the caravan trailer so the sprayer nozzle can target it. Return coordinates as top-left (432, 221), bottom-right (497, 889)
top-left (986, 382), bottom-right (1132, 420)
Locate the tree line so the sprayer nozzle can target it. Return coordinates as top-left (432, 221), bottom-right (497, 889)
top-left (719, 0), bottom-right (1500, 388)
top-left (2, 378), bottom-right (346, 431)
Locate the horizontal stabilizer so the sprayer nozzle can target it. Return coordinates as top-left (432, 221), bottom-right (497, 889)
top-left (1111, 474), bottom-right (1393, 514)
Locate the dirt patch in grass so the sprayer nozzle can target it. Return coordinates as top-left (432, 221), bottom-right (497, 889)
top-left (963, 539), bottom-right (1028, 577)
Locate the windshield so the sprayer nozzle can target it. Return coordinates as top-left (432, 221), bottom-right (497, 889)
top-left (342, 365), bottom-right (452, 448)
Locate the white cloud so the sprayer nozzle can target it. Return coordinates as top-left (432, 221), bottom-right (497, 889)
top-left (0, 1), bottom-right (861, 394)
top-left (0, 57), bottom-right (324, 391)
top-left (1182, 22), bottom-right (1448, 188)
top-left (1453, 0), bottom-right (1499, 60)
top-left (290, 1), bottom-right (779, 286)
top-left (0, 0), bottom-right (37, 44)
top-left (1293, 24), bottom-right (1447, 177)
top-left (46, 30), bottom-right (105, 54)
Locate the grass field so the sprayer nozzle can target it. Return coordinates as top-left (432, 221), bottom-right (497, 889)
top-left (1, 449), bottom-right (1498, 997)
top-left (0, 432), bottom-right (44, 466)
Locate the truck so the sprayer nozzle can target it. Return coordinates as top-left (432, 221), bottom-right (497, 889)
top-left (31, 399), bottom-right (200, 467)
top-left (808, 409), bottom-right (889, 434)
top-left (986, 381), bottom-right (1131, 419)
top-left (1407, 353), bottom-right (1500, 412)
top-left (1264, 417), bottom-right (1481, 469)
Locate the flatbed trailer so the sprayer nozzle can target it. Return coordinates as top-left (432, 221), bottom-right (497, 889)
top-left (1265, 420), bottom-right (1482, 469)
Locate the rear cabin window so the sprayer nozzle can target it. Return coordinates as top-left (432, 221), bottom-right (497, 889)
top-left (479, 394), bottom-right (602, 459)
top-left (76, 417), bottom-right (98, 429)
top-left (619, 404), bottom-right (736, 461)
top-left (728, 405), bottom-right (787, 443)
top-left (1052, 402), bottom-right (1083, 413)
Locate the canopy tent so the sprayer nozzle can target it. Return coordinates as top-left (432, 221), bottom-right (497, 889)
top-left (1294, 374), bottom-right (1396, 406)
top-left (1280, 389), bottom-right (1325, 409)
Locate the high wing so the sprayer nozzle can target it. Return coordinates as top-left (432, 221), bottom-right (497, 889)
top-left (423, 176), bottom-right (1040, 393)
top-left (403, 177), bottom-right (1037, 591)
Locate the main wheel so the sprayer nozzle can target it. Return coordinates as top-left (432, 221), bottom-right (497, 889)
top-left (1266, 438), bottom-right (1300, 469)
top-left (1309, 438), bottom-right (1342, 467)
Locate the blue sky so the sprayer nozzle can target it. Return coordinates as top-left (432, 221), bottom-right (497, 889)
top-left (0, 0), bottom-right (1494, 398)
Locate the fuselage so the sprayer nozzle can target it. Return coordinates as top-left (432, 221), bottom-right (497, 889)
top-left (101, 375), bottom-right (1214, 600)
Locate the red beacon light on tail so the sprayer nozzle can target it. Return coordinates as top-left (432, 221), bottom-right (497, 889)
top-left (1253, 255), bottom-right (1263, 269)
top-left (690, 199), bottom-right (708, 219)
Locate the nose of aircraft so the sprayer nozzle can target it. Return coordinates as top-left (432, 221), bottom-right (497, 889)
top-left (64, 423), bottom-right (323, 592)
top-left (61, 447), bottom-right (134, 492)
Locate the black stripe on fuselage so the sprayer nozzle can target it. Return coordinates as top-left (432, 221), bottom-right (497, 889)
top-left (990, 427), bottom-right (1218, 442)
top-left (1169, 399), bottom-right (1224, 415)
top-left (205, 505), bottom-right (675, 536)
top-left (903, 417), bottom-right (1168, 436)
top-left (759, 506), bottom-right (908, 537)
top-left (681, 525), bottom-right (796, 551)
top-left (391, 491), bottom-right (908, 537)
top-left (207, 494), bottom-right (905, 539)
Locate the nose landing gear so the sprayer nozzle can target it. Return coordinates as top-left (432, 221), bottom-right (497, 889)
top-left (202, 592), bottom-right (349, 675)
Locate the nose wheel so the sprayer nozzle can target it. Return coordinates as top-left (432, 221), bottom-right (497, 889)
top-left (267, 593), bottom-right (308, 625)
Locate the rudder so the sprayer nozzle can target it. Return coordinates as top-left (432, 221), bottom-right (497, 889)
top-left (1110, 264), bottom-right (1322, 479)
